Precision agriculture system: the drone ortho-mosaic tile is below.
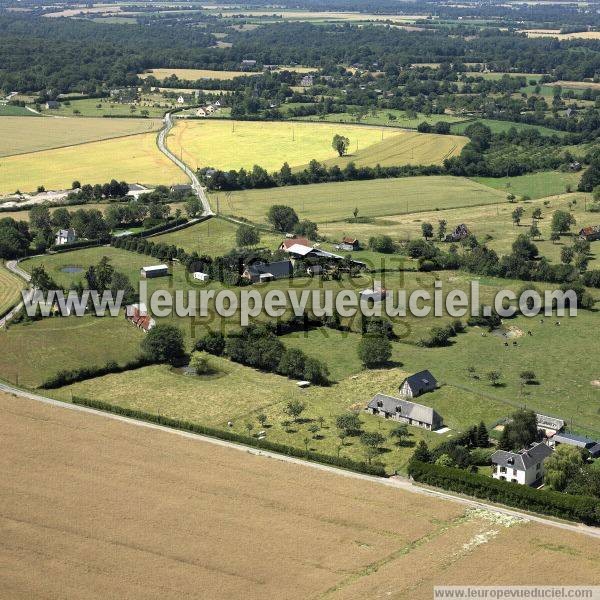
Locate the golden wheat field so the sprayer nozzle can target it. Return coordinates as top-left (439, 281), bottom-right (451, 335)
top-left (2, 392), bottom-right (600, 599)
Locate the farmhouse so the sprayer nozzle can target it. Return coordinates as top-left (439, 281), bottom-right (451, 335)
top-left (279, 237), bottom-right (311, 251)
top-left (45, 100), bottom-right (59, 109)
top-left (300, 75), bottom-right (314, 87)
top-left (170, 184), bottom-right (193, 193)
top-left (336, 236), bottom-right (360, 251)
top-left (399, 370), bottom-right (438, 398)
top-left (196, 107), bottom-right (207, 117)
top-left (551, 432), bottom-right (600, 458)
top-left (242, 260), bottom-right (293, 283)
top-left (491, 442), bottom-right (553, 486)
top-left (55, 228), bottom-right (77, 245)
top-left (445, 224), bottom-right (470, 242)
top-left (177, 96), bottom-right (185, 104)
top-left (125, 303), bottom-right (155, 333)
top-left (578, 225), bottom-right (600, 241)
top-left (366, 393), bottom-right (443, 431)
top-left (140, 264), bottom-right (169, 278)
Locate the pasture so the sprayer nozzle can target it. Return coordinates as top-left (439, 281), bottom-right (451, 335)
top-left (0, 132), bottom-right (185, 194)
top-left (139, 68), bottom-right (253, 81)
top-left (0, 116), bottom-right (162, 157)
top-left (473, 171), bottom-right (582, 199)
top-left (213, 176), bottom-right (505, 225)
top-left (0, 105), bottom-right (37, 117)
top-left (0, 315), bottom-right (142, 388)
top-left (0, 262), bottom-right (24, 317)
top-left (451, 118), bottom-right (566, 137)
top-left (168, 119), bottom-right (394, 172)
top-left (41, 97), bottom-right (169, 118)
top-left (6, 394), bottom-right (599, 599)
top-left (153, 217), bottom-right (282, 256)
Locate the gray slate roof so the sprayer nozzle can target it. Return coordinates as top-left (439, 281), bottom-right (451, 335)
top-left (367, 393), bottom-right (440, 426)
top-left (491, 442), bottom-right (552, 471)
top-left (246, 260), bottom-right (293, 279)
top-left (553, 432), bottom-right (597, 448)
top-left (402, 370), bottom-right (437, 395)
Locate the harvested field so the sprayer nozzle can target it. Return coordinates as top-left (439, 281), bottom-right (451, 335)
top-left (0, 132), bottom-right (185, 194)
top-left (0, 116), bottom-right (162, 157)
top-left (139, 68), bottom-right (253, 81)
top-left (1, 392), bottom-right (600, 599)
top-left (0, 262), bottom-right (23, 317)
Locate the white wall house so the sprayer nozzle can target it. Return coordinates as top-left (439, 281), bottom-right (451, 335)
top-left (491, 442), bottom-right (553, 486)
top-left (55, 228), bottom-right (77, 245)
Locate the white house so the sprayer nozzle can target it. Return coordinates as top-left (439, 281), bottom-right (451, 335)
top-left (55, 228), bottom-right (77, 245)
top-left (196, 107), bottom-right (207, 117)
top-left (491, 442), bottom-right (553, 486)
top-left (177, 96), bottom-right (185, 104)
top-left (192, 272), bottom-right (209, 282)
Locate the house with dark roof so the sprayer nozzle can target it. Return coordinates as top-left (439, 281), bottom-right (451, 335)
top-left (337, 236), bottom-right (360, 251)
top-left (578, 225), bottom-right (600, 242)
top-left (242, 260), bottom-right (293, 283)
top-left (399, 370), bottom-right (437, 398)
top-left (551, 432), bottom-right (600, 458)
top-left (445, 224), bottom-right (470, 242)
top-left (366, 393), bottom-right (443, 430)
top-left (491, 442), bottom-right (553, 486)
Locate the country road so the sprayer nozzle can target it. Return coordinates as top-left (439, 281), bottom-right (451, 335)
top-left (1, 380), bottom-right (600, 541)
top-left (157, 113), bottom-right (214, 216)
top-left (0, 259), bottom-right (32, 328)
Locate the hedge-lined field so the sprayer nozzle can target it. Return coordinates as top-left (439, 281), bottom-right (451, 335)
top-left (0, 262), bottom-right (23, 317)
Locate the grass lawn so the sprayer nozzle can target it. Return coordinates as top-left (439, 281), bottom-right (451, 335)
top-left (473, 171), bottom-right (582, 199)
top-left (0, 116), bottom-right (162, 157)
top-left (0, 315), bottom-right (143, 388)
top-left (168, 119), bottom-right (395, 172)
top-left (152, 217), bottom-right (282, 256)
top-left (0, 261), bottom-right (24, 316)
top-left (41, 98), bottom-right (169, 118)
top-left (0, 132), bottom-right (185, 194)
top-left (0, 105), bottom-right (38, 117)
top-left (213, 176), bottom-right (505, 225)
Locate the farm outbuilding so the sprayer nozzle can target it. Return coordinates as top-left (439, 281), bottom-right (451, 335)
top-left (366, 393), bottom-right (443, 431)
top-left (399, 370), bottom-right (437, 398)
top-left (140, 264), bottom-right (169, 278)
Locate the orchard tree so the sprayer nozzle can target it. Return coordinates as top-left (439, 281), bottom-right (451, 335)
top-left (551, 210), bottom-right (576, 235)
top-left (236, 224), bottom-right (260, 247)
top-left (421, 222), bottom-right (434, 240)
top-left (332, 134), bottom-right (350, 157)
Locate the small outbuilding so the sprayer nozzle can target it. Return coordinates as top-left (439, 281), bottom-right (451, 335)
top-left (399, 370), bottom-right (437, 398)
top-left (140, 264), bottom-right (169, 278)
top-left (192, 272), bottom-right (210, 282)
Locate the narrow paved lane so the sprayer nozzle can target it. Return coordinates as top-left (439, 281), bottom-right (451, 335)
top-left (157, 113), bottom-right (213, 216)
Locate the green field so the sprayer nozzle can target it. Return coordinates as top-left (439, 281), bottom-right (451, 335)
top-left (294, 107), bottom-right (468, 130)
top-left (213, 176), bottom-right (505, 225)
top-left (0, 132), bottom-right (185, 194)
top-left (0, 116), bottom-right (162, 157)
top-left (0, 262), bottom-right (24, 317)
top-left (153, 217), bottom-right (282, 256)
top-left (0, 105), bottom-right (37, 117)
top-left (41, 97), bottom-right (169, 118)
top-left (451, 118), bottom-right (566, 138)
top-left (473, 171), bottom-right (582, 199)
top-left (0, 315), bottom-right (143, 388)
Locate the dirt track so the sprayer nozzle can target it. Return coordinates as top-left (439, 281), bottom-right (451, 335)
top-left (1, 391), bottom-right (600, 599)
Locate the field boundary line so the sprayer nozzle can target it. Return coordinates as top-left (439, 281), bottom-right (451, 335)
top-left (1, 381), bottom-right (600, 540)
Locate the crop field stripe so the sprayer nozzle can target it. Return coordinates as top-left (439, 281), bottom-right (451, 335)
top-left (0, 263), bottom-right (24, 318)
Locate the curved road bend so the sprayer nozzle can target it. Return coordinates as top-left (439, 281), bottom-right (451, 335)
top-left (158, 113), bottom-right (214, 216)
top-left (0, 260), bottom-right (32, 329)
top-left (1, 381), bottom-right (599, 541)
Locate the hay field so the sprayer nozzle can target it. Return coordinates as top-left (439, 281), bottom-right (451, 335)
top-left (0, 132), bottom-right (185, 194)
top-left (169, 120), bottom-right (464, 172)
top-left (213, 9), bottom-right (427, 22)
top-left (2, 393), bottom-right (600, 600)
top-left (522, 29), bottom-right (600, 40)
top-left (0, 262), bottom-right (23, 316)
top-left (213, 176), bottom-right (505, 224)
top-left (0, 116), bottom-right (162, 157)
top-left (139, 68), bottom-right (253, 81)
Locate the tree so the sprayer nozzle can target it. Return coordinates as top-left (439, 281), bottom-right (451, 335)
top-left (368, 234), bottom-right (394, 254)
top-left (551, 210), bottom-right (576, 235)
top-left (544, 445), bottom-right (584, 491)
top-left (499, 409), bottom-right (539, 451)
top-left (512, 233), bottom-right (538, 260)
top-left (0, 218), bottom-right (31, 259)
top-left (29, 204), bottom-right (52, 233)
top-left (487, 370), bottom-right (502, 387)
top-left (519, 370), bottom-right (537, 385)
top-left (435, 453), bottom-right (454, 467)
top-left (475, 421), bottom-right (489, 447)
top-left (411, 440), bottom-right (431, 463)
top-left (258, 413), bottom-right (268, 428)
top-left (278, 347), bottom-right (306, 379)
top-left (304, 357), bottom-right (330, 385)
top-left (195, 331), bottom-right (225, 356)
top-left (529, 224), bottom-right (541, 240)
top-left (30, 266), bottom-right (57, 291)
top-left (267, 205), bottom-right (299, 232)
top-left (561, 246), bottom-right (574, 264)
top-left (336, 413), bottom-right (362, 436)
top-left (421, 222), bottom-right (434, 240)
top-left (51, 207), bottom-right (71, 230)
top-left (360, 431), bottom-right (385, 464)
top-left (550, 230), bottom-right (560, 244)
top-left (284, 399), bottom-right (306, 423)
top-left (189, 350), bottom-right (210, 375)
top-left (141, 324), bottom-right (186, 365)
top-left (332, 134), bottom-right (350, 157)
top-left (72, 180), bottom-right (81, 189)
top-left (390, 423), bottom-right (409, 446)
top-left (185, 196), bottom-right (202, 218)
top-left (358, 334), bottom-right (392, 368)
top-left (236, 224), bottom-right (260, 247)
top-left (511, 206), bottom-right (524, 227)
top-left (294, 219), bottom-right (318, 240)
top-left (308, 423), bottom-right (320, 438)
top-left (437, 219), bottom-right (447, 241)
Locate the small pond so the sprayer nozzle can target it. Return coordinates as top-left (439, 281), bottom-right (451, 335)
top-left (60, 265), bottom-right (84, 274)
